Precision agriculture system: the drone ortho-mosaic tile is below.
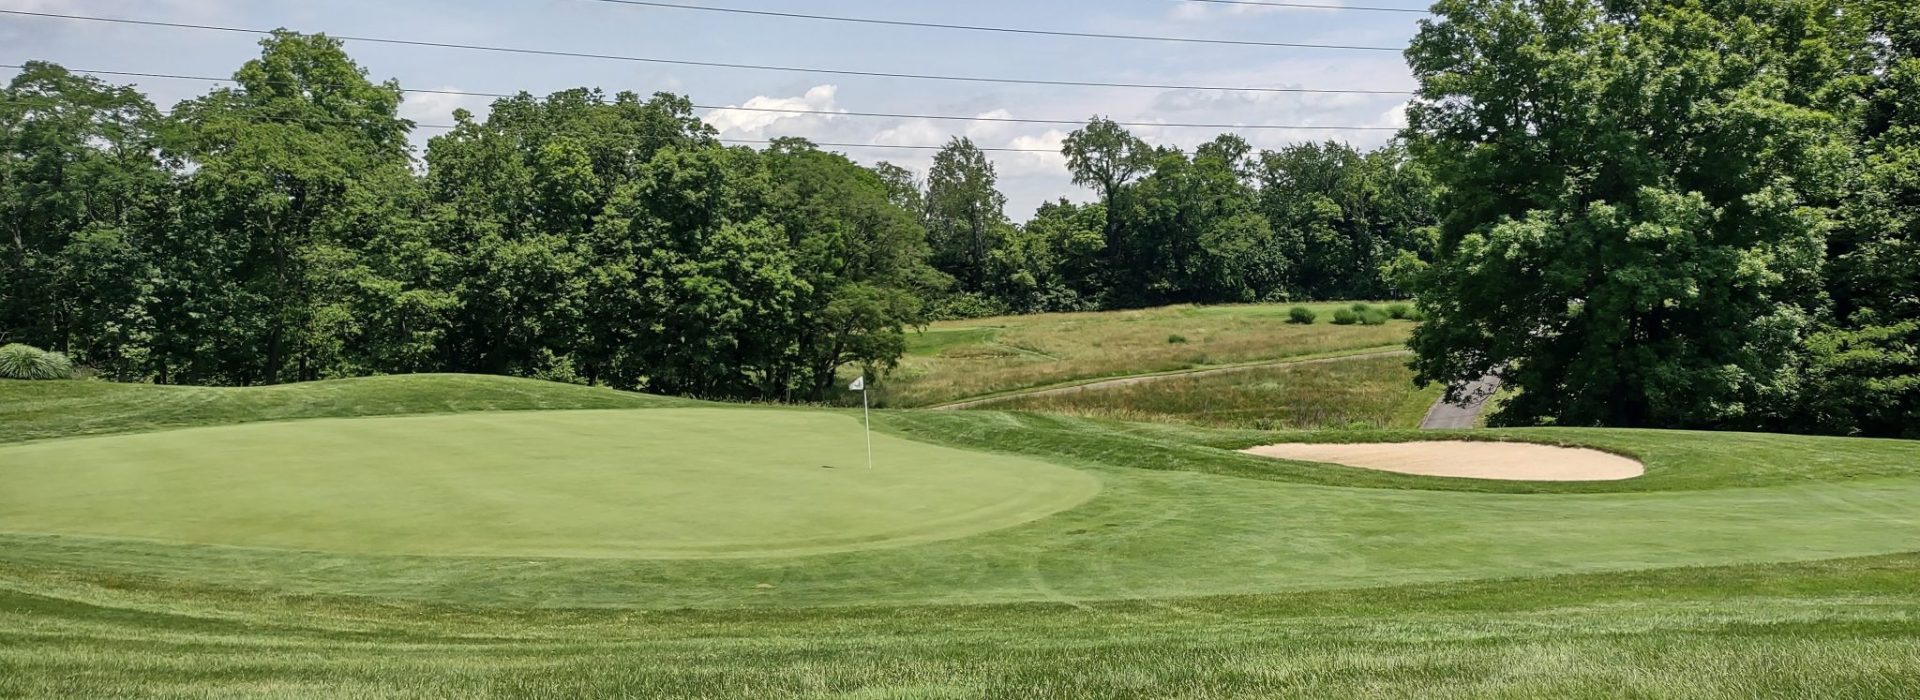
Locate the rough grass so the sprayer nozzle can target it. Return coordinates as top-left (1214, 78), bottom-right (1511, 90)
top-left (0, 344), bottom-right (71, 381)
top-left (5, 375), bottom-right (1920, 697)
top-left (991, 352), bottom-right (1439, 430)
top-left (881, 302), bottom-right (1412, 407)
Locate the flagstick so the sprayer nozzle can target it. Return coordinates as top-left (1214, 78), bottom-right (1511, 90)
top-left (862, 384), bottom-right (873, 470)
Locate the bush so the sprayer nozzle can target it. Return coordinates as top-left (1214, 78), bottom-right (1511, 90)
top-left (1405, 308), bottom-right (1427, 322)
top-left (0, 344), bottom-right (74, 380)
top-left (1386, 303), bottom-right (1413, 320)
top-left (1350, 303), bottom-right (1373, 313)
top-left (1358, 309), bottom-right (1392, 326)
top-left (1287, 306), bottom-right (1317, 324)
top-left (929, 292), bottom-right (1011, 320)
top-left (1331, 309), bottom-right (1360, 325)
top-left (1167, 334), bottom-right (1189, 344)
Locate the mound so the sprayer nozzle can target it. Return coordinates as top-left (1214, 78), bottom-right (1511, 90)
top-left (0, 408), bottom-right (1099, 558)
top-left (1241, 441), bottom-right (1645, 481)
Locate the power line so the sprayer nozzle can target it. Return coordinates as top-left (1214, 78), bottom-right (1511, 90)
top-left (0, 64), bottom-right (1404, 132)
top-left (0, 96), bottom-right (1069, 153)
top-left (582, 0), bottom-right (1404, 50)
top-left (0, 9), bottom-right (1415, 96)
top-left (1172, 0), bottom-right (1431, 14)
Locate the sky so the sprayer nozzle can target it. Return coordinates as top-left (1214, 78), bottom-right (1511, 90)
top-left (0, 0), bottom-right (1427, 217)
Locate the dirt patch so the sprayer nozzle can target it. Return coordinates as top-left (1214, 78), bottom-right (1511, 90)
top-left (1240, 441), bottom-right (1644, 482)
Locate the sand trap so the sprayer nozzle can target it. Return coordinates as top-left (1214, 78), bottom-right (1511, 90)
top-left (1240, 441), bottom-right (1644, 481)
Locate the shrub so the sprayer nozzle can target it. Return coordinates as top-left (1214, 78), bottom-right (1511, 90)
top-left (1331, 309), bottom-right (1360, 325)
top-left (1350, 303), bottom-right (1373, 313)
top-left (1167, 334), bottom-right (1189, 344)
top-left (1405, 308), bottom-right (1427, 322)
top-left (1287, 306), bottom-right (1317, 324)
top-left (1358, 309), bottom-right (1392, 326)
top-left (1386, 303), bottom-right (1413, 320)
top-left (0, 344), bottom-right (74, 380)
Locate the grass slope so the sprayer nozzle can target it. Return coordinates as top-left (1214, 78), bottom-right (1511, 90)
top-left (3, 375), bottom-right (1919, 697)
top-left (990, 352), bottom-right (1440, 430)
top-left (882, 302), bottom-right (1412, 407)
top-left (0, 374), bottom-right (687, 444)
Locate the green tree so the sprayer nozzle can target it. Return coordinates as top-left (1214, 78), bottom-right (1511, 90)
top-left (166, 31), bottom-right (431, 384)
top-left (1798, 0), bottom-right (1920, 436)
top-left (0, 62), bottom-right (167, 377)
top-left (1062, 117), bottom-right (1154, 297)
top-left (1405, 0), bottom-right (1867, 428)
top-left (923, 137), bottom-right (1009, 293)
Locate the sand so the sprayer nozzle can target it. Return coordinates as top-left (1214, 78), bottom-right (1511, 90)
top-left (1240, 441), bottom-right (1645, 481)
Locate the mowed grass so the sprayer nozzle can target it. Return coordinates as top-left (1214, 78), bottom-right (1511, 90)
top-left (0, 409), bottom-right (1097, 558)
top-left (0, 373), bottom-right (685, 444)
top-left (991, 352), bottom-right (1440, 430)
top-left (4, 375), bottom-right (1920, 697)
top-left (880, 302), bottom-right (1412, 406)
top-left (5, 554), bottom-right (1918, 699)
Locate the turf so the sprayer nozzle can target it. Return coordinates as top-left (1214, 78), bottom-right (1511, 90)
top-left (4, 374), bottom-right (1920, 697)
top-left (0, 409), bottom-right (1097, 559)
top-left (0, 374), bottom-right (687, 444)
top-left (881, 302), bottom-right (1413, 406)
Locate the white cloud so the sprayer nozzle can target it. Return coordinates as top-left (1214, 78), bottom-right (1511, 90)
top-left (705, 84), bottom-right (845, 136)
top-left (399, 87), bottom-right (491, 127)
top-left (1167, 0), bottom-right (1347, 21)
top-left (998, 129), bottom-right (1070, 178)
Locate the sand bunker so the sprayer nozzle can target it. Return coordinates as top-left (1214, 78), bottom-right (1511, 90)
top-left (1240, 441), bottom-right (1645, 481)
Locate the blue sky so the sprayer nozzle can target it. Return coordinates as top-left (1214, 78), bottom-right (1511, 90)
top-left (1, 0), bottom-right (1426, 216)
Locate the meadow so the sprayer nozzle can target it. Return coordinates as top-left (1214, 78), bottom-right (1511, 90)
top-left (877, 302), bottom-right (1412, 407)
top-left (3, 374), bottom-right (1919, 697)
top-left (988, 351), bottom-right (1440, 430)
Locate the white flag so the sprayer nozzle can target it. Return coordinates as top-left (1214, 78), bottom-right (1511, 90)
top-left (849, 376), bottom-right (865, 391)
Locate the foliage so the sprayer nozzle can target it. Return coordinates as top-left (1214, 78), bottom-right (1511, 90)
top-left (0, 343), bottom-right (71, 380)
top-left (1288, 306), bottom-right (1318, 324)
top-left (1332, 309), bottom-right (1360, 325)
top-left (1406, 0), bottom-right (1867, 429)
top-left (1386, 303), bottom-right (1413, 320)
top-left (1358, 309), bottom-right (1391, 326)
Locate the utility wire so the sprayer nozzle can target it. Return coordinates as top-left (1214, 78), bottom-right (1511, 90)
top-left (0, 96), bottom-right (1071, 153)
top-left (1172, 0), bottom-right (1431, 14)
top-left (0, 10), bottom-right (1415, 96)
top-left (582, 0), bottom-right (1404, 50)
top-left (0, 64), bottom-right (1404, 132)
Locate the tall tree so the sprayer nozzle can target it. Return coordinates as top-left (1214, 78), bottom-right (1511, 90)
top-left (1797, 0), bottom-right (1920, 436)
top-left (923, 137), bottom-right (1009, 292)
top-left (0, 62), bottom-right (167, 377)
top-left (1404, 0), bottom-right (1868, 428)
top-left (1062, 117), bottom-right (1154, 299)
top-left (166, 31), bottom-right (430, 384)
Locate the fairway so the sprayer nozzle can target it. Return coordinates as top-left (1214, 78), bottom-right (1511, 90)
top-left (0, 408), bottom-right (1099, 558)
top-left (6, 377), bottom-right (1920, 697)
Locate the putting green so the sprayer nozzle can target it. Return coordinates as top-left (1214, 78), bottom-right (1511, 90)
top-left (0, 408), bottom-right (1100, 558)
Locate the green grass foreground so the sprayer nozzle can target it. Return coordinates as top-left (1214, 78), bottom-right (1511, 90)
top-left (3, 375), bottom-right (1919, 697)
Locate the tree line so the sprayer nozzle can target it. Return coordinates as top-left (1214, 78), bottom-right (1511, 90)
top-left (0, 32), bottom-right (1432, 400)
top-left (1404, 0), bottom-right (1920, 438)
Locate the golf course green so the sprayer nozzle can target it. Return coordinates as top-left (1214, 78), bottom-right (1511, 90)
top-left (3, 375), bottom-right (1919, 697)
top-left (0, 409), bottom-right (1099, 558)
